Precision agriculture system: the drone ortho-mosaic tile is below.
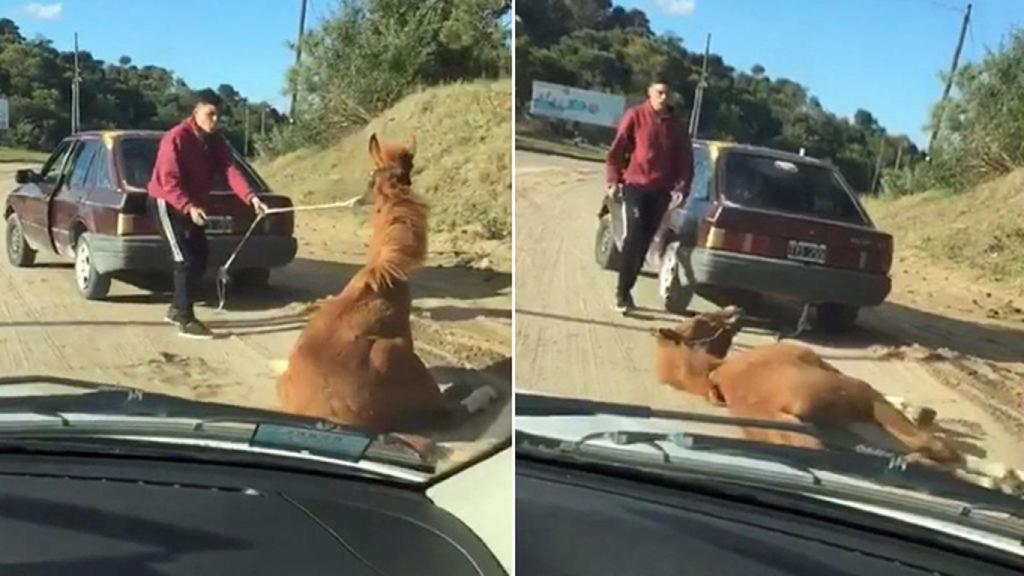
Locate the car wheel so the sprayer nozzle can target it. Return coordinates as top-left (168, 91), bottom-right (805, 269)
top-left (814, 303), bottom-right (859, 333)
top-left (231, 267), bottom-right (271, 290)
top-left (6, 213), bottom-right (36, 267)
top-left (74, 234), bottom-right (111, 300)
top-left (595, 214), bottom-right (620, 270)
top-left (659, 241), bottom-right (694, 315)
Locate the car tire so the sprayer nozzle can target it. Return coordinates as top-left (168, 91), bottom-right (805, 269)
top-left (74, 234), bottom-right (111, 300)
top-left (814, 303), bottom-right (859, 333)
top-left (231, 267), bottom-right (271, 290)
top-left (6, 213), bottom-right (36, 267)
top-left (659, 241), bottom-right (694, 315)
top-left (595, 214), bottom-right (620, 271)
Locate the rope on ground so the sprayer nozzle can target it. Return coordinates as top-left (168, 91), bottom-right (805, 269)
top-left (216, 196), bottom-right (363, 312)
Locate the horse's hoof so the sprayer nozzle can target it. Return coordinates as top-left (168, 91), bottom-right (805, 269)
top-left (461, 386), bottom-right (498, 414)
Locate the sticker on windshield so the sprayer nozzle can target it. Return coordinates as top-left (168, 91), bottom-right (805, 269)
top-left (251, 423), bottom-right (373, 462)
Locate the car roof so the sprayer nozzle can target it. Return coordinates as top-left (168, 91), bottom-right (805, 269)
top-left (694, 138), bottom-right (834, 169)
top-left (68, 130), bottom-right (163, 150)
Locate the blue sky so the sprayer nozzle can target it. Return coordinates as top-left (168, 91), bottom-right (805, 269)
top-left (4, 1), bottom-right (1021, 147)
top-left (0, 0), bottom-right (337, 113)
top-left (621, 0), bottom-right (1024, 147)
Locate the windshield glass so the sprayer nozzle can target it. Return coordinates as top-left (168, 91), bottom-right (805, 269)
top-left (118, 136), bottom-right (267, 193)
top-left (721, 152), bottom-right (867, 225)
top-left (513, 0), bottom-right (1024, 547)
top-left (0, 3), bottom-right (512, 487)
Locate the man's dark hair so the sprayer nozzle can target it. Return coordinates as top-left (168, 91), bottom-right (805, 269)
top-left (193, 89), bottom-right (222, 109)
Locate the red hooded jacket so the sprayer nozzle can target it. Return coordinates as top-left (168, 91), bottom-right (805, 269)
top-left (606, 102), bottom-right (694, 196)
top-left (147, 117), bottom-right (255, 214)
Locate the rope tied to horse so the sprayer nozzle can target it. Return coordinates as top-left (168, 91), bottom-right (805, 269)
top-left (215, 196), bottom-right (362, 312)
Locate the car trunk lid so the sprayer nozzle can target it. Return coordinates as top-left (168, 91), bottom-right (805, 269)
top-left (696, 151), bottom-right (893, 275)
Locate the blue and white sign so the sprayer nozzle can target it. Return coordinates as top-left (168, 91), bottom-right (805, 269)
top-left (529, 81), bottom-right (625, 128)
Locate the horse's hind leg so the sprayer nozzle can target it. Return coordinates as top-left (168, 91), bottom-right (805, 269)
top-left (369, 339), bottom-right (457, 430)
top-left (869, 390), bottom-right (962, 465)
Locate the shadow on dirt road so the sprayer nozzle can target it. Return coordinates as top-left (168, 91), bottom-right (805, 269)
top-left (103, 256), bottom-right (510, 312)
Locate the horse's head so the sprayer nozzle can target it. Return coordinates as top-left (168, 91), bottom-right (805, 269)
top-left (368, 132), bottom-right (416, 190)
top-left (651, 307), bottom-right (742, 397)
top-left (652, 306), bottom-right (743, 358)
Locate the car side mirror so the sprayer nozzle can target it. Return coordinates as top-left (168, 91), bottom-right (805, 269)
top-left (15, 169), bottom-right (38, 184)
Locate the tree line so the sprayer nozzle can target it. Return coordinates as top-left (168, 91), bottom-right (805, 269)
top-left (0, 0), bottom-right (512, 159)
top-left (515, 0), bottom-right (923, 193)
top-left (0, 17), bottom-right (285, 155)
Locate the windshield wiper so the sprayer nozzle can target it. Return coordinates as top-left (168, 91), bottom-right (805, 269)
top-left (516, 394), bottom-right (1024, 512)
top-left (0, 375), bottom-right (440, 474)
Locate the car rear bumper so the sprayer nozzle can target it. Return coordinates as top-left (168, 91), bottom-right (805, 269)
top-left (680, 247), bottom-right (891, 307)
top-left (88, 234), bottom-right (298, 275)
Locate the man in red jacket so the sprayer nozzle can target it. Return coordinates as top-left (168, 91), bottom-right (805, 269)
top-left (606, 81), bottom-right (694, 314)
top-left (147, 90), bottom-right (268, 338)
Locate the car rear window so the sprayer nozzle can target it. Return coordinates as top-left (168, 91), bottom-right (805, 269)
top-left (721, 152), bottom-right (866, 225)
top-left (118, 136), bottom-right (267, 192)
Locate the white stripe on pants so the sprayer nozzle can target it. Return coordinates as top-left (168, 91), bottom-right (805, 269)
top-left (157, 198), bottom-right (184, 263)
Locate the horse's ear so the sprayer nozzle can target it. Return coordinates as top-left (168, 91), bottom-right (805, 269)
top-left (408, 133), bottom-right (417, 156)
top-left (368, 133), bottom-right (383, 166)
top-left (722, 305), bottom-right (743, 326)
top-left (653, 327), bottom-right (683, 344)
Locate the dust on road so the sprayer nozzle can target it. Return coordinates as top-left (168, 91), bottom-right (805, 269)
top-left (0, 161), bottom-right (511, 451)
top-left (514, 149), bottom-right (1024, 470)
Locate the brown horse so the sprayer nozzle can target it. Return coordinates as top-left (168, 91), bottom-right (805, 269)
top-left (652, 308), bottom-right (963, 468)
top-left (275, 133), bottom-right (495, 434)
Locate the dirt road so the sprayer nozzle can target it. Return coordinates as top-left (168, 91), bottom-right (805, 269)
top-left (514, 150), bottom-right (1024, 470)
top-left (0, 161), bottom-right (511, 458)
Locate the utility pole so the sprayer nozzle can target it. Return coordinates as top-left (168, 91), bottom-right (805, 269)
top-left (71, 32), bottom-right (81, 134)
top-left (927, 2), bottom-right (971, 151)
top-left (290, 0), bottom-right (309, 120)
top-left (894, 142), bottom-right (904, 171)
top-left (871, 138), bottom-right (886, 194)
top-left (244, 103), bottom-right (250, 157)
top-left (688, 33), bottom-right (711, 139)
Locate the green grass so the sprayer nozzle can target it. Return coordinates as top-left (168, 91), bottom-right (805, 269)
top-left (0, 147), bottom-right (48, 164)
top-left (255, 79), bottom-right (512, 241)
top-left (864, 168), bottom-right (1024, 289)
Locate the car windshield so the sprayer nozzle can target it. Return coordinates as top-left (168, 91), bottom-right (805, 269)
top-left (513, 0), bottom-right (1024, 551)
top-left (0, 4), bottom-right (512, 489)
top-left (721, 152), bottom-right (867, 225)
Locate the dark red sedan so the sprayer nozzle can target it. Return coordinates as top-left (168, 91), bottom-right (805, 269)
top-left (4, 130), bottom-right (297, 299)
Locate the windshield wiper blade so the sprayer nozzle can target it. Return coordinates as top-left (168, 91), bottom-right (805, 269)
top-left (519, 426), bottom-right (1024, 527)
top-left (516, 393), bottom-right (987, 491)
top-left (0, 374), bottom-right (133, 392)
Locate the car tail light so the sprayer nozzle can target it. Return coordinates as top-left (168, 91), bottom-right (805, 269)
top-left (116, 214), bottom-right (157, 235)
top-left (704, 226), bottom-right (773, 258)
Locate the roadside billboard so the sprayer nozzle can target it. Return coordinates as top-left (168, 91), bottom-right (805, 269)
top-left (529, 81), bottom-right (625, 128)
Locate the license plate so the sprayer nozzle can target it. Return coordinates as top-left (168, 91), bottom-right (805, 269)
top-left (786, 240), bottom-right (826, 264)
top-left (205, 216), bottom-right (233, 234)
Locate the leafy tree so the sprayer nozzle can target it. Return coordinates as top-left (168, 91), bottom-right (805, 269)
top-left (0, 16), bottom-right (286, 154)
top-left (514, 1), bottom-right (922, 192)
